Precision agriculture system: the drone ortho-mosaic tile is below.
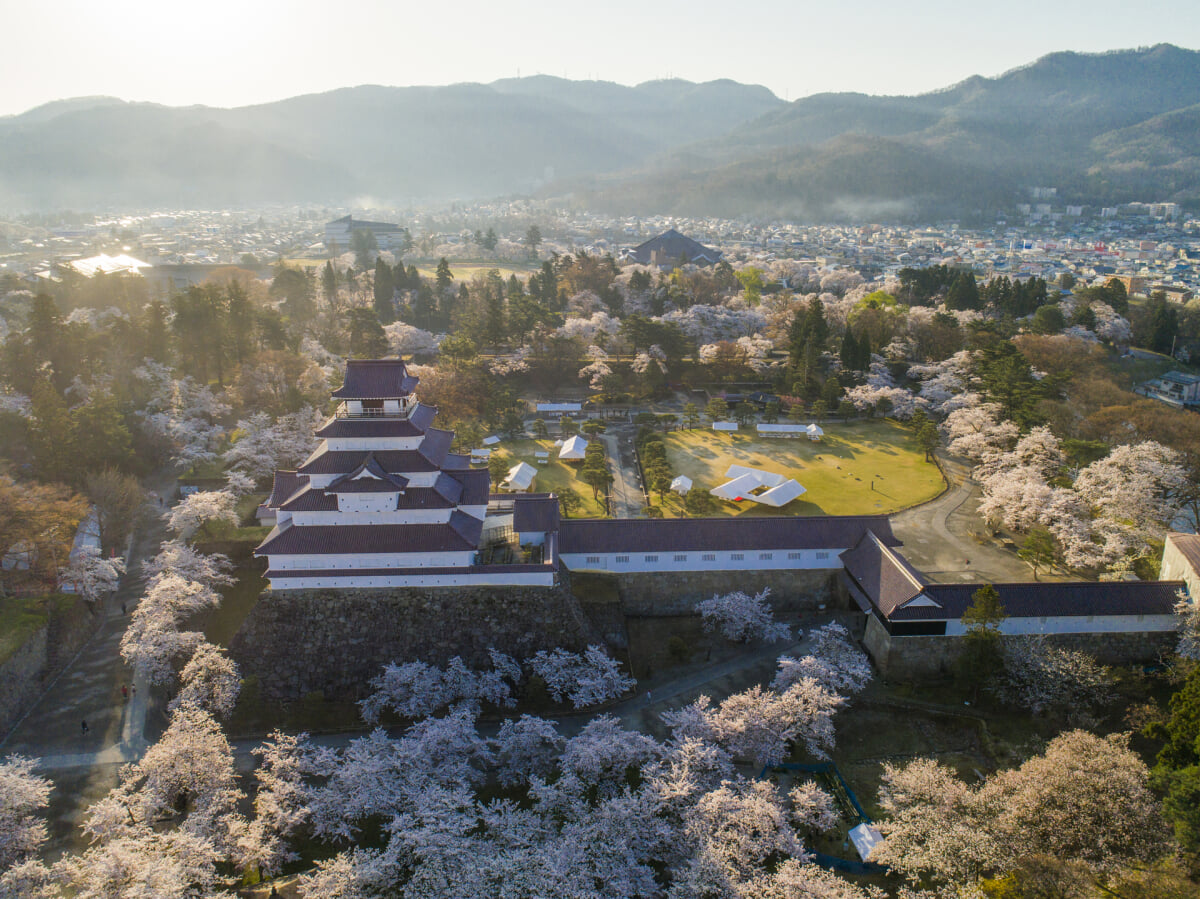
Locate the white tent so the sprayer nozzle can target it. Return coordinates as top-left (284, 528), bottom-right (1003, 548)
top-left (757, 423), bottom-right (806, 437)
top-left (725, 464), bottom-right (786, 488)
top-left (482, 435), bottom-right (501, 446)
top-left (755, 479), bottom-right (807, 507)
top-left (712, 421), bottom-right (738, 431)
top-left (710, 473), bottom-right (764, 501)
top-left (806, 423), bottom-right (825, 441)
top-left (504, 462), bottom-right (537, 491)
top-left (470, 448), bottom-right (491, 461)
top-left (670, 475), bottom-right (692, 495)
top-left (848, 823), bottom-right (884, 863)
top-left (558, 435), bottom-right (589, 460)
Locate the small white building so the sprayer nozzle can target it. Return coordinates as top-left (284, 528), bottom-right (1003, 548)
top-left (1162, 533), bottom-right (1200, 601)
top-left (559, 435), bottom-right (589, 460)
top-left (670, 475), bottom-right (692, 495)
top-left (712, 421), bottom-right (738, 432)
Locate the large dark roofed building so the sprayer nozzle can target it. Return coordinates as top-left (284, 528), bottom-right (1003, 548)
top-left (632, 229), bottom-right (721, 268)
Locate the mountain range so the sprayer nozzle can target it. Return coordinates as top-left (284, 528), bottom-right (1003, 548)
top-left (1, 44), bottom-right (1198, 219)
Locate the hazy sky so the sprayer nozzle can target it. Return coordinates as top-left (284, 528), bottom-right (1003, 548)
top-left (3, 0), bottom-right (1198, 116)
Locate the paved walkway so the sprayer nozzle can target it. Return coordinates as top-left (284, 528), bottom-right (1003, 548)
top-left (2, 469), bottom-right (178, 769)
top-left (599, 425), bottom-right (646, 518)
top-left (889, 452), bottom-right (1055, 585)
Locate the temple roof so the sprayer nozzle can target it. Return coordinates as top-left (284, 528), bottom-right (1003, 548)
top-left (330, 359), bottom-right (419, 399)
top-left (326, 455), bottom-right (410, 493)
top-left (256, 510), bottom-right (484, 556)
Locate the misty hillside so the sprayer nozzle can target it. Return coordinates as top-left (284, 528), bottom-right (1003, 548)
top-left (0, 78), bottom-right (783, 210)
top-left (1, 45), bottom-right (1199, 216)
top-left (572, 44), bottom-right (1200, 220)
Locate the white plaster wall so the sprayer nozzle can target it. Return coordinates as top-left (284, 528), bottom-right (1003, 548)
top-left (559, 548), bottom-right (845, 573)
top-left (290, 509), bottom-right (454, 526)
top-left (268, 571), bottom-right (555, 590)
top-left (268, 550), bottom-right (473, 570)
top-left (1161, 539), bottom-right (1199, 602)
top-left (338, 493), bottom-right (401, 514)
top-left (943, 614), bottom-right (1177, 636)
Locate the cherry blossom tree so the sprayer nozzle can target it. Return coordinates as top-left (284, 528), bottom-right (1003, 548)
top-left (696, 588), bottom-right (791, 644)
top-left (773, 623), bottom-right (872, 696)
top-left (142, 540), bottom-right (235, 589)
top-left (528, 645), bottom-right (636, 708)
top-left (223, 406), bottom-right (322, 481)
top-left (121, 573), bottom-right (221, 684)
top-left (164, 490), bottom-right (239, 539)
top-left (560, 715), bottom-right (659, 786)
top-left (57, 545), bottom-right (125, 604)
top-left (709, 682), bottom-right (845, 765)
top-left (874, 731), bottom-right (1169, 886)
top-left (990, 637), bottom-right (1112, 714)
top-left (941, 403), bottom-right (1017, 461)
top-left (360, 652), bottom-right (518, 723)
top-left (168, 642), bottom-right (242, 719)
top-left (134, 362), bottom-right (230, 467)
top-left (382, 321), bottom-right (440, 357)
top-left (492, 715), bottom-right (563, 787)
top-left (0, 756), bottom-right (51, 872)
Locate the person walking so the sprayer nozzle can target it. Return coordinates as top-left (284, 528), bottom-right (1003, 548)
top-left (81, 719), bottom-right (89, 736)
top-left (121, 685), bottom-right (129, 701)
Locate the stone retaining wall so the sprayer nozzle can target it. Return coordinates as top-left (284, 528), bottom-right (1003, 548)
top-left (865, 613), bottom-right (1177, 680)
top-left (229, 584), bottom-right (601, 702)
top-left (0, 598), bottom-right (98, 737)
top-left (612, 569), bottom-right (838, 617)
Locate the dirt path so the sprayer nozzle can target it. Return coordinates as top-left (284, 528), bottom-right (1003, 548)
top-left (599, 426), bottom-right (645, 519)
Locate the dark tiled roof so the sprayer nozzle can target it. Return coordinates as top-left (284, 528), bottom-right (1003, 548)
top-left (633, 229), bottom-right (721, 266)
top-left (888, 580), bottom-right (1186, 621)
top-left (559, 516), bottom-right (898, 555)
top-left (330, 359), bottom-right (417, 399)
top-left (1168, 533), bottom-right (1200, 578)
top-left (840, 531), bottom-right (929, 616)
top-left (327, 455), bottom-right (410, 492)
top-left (314, 403), bottom-right (438, 438)
top-left (256, 511), bottom-right (483, 556)
top-left (452, 469), bottom-right (491, 506)
top-left (514, 494), bottom-right (560, 533)
top-left (266, 471), bottom-right (306, 508)
top-left (417, 428), bottom-right (455, 466)
top-left (279, 485), bottom-right (338, 512)
top-left (298, 448), bottom-right (443, 475)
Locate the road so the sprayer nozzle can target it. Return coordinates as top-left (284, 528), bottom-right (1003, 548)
top-left (598, 425), bottom-right (646, 518)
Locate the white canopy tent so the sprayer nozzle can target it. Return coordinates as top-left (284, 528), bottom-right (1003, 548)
top-left (670, 475), bottom-right (693, 495)
top-left (558, 435), bottom-right (589, 460)
top-left (754, 479), bottom-right (807, 507)
top-left (725, 464), bottom-right (786, 488)
top-left (710, 473), bottom-right (764, 502)
top-left (756, 423), bottom-right (806, 437)
top-left (712, 421), bottom-right (738, 431)
top-left (504, 462), bottom-right (537, 491)
top-left (806, 423), bottom-right (825, 441)
top-left (482, 435), bottom-right (501, 446)
top-left (848, 823), bottom-right (884, 862)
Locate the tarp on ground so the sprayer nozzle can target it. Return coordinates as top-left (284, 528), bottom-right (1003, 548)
top-left (558, 435), bottom-right (589, 460)
top-left (504, 462), bottom-right (537, 491)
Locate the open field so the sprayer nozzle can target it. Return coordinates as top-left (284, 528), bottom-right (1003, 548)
top-left (492, 437), bottom-right (608, 518)
top-left (412, 261), bottom-right (537, 280)
top-left (658, 420), bottom-right (945, 517)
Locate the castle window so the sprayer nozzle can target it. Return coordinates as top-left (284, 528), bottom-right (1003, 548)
top-left (815, 551), bottom-right (829, 560)
top-left (759, 552), bottom-right (773, 561)
top-left (644, 555), bottom-right (659, 563)
top-left (586, 556), bottom-right (601, 564)
top-left (674, 554), bottom-right (687, 562)
top-left (730, 553), bottom-right (744, 561)
top-left (615, 555), bottom-right (629, 563)
top-left (702, 553), bottom-right (716, 562)
top-left (788, 552), bottom-right (803, 560)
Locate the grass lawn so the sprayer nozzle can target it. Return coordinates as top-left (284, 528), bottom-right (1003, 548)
top-left (658, 420), bottom-right (945, 517)
top-left (0, 596), bottom-right (53, 665)
top-left (491, 438), bottom-right (608, 518)
top-left (413, 262), bottom-right (537, 280)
